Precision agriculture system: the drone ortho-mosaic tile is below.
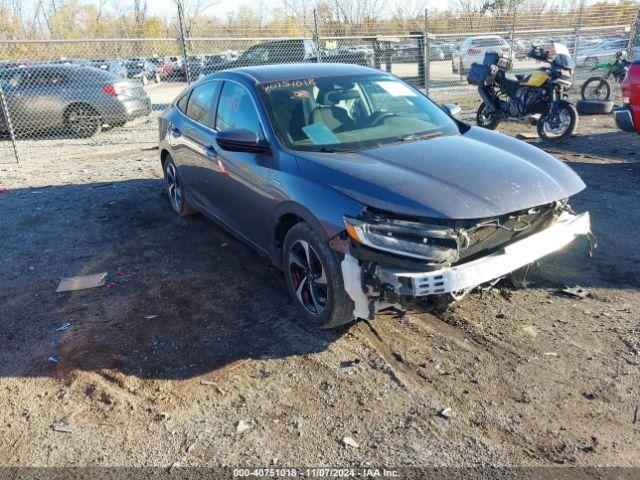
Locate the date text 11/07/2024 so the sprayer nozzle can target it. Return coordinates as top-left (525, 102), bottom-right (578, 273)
top-left (232, 467), bottom-right (400, 477)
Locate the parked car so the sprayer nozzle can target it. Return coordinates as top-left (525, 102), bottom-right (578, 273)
top-left (452, 35), bottom-right (510, 73)
top-left (436, 42), bottom-right (458, 60)
top-left (0, 64), bottom-right (151, 138)
top-left (614, 60), bottom-right (640, 133)
top-left (149, 56), bottom-right (177, 80)
top-left (91, 59), bottom-right (128, 78)
top-left (124, 58), bottom-right (160, 84)
top-left (159, 63), bottom-right (591, 328)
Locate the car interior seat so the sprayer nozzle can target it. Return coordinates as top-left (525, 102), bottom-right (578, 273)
top-left (310, 88), bottom-right (357, 133)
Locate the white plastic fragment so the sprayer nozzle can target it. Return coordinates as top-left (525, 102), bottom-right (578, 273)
top-left (341, 254), bottom-right (370, 319)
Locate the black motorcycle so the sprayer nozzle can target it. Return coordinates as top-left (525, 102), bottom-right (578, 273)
top-left (468, 43), bottom-right (578, 142)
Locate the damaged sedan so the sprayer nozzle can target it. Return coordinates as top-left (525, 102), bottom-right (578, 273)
top-left (159, 63), bottom-right (592, 329)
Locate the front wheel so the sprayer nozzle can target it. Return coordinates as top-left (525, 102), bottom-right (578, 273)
top-left (581, 77), bottom-right (611, 100)
top-left (283, 223), bottom-right (355, 329)
top-left (476, 102), bottom-right (500, 130)
top-left (537, 101), bottom-right (578, 142)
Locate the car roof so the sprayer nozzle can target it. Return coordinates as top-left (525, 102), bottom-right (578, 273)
top-left (211, 63), bottom-right (380, 84)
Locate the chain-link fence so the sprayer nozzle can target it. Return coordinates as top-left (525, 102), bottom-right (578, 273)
top-left (1, 2), bottom-right (638, 163)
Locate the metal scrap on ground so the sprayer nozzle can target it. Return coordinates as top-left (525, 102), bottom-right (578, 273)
top-left (56, 273), bottom-right (107, 292)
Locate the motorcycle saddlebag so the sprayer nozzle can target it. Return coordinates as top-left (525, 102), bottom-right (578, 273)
top-left (467, 63), bottom-right (497, 86)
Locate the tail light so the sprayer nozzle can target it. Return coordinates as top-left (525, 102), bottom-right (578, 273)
top-left (468, 48), bottom-right (479, 55)
top-left (102, 84), bottom-right (126, 96)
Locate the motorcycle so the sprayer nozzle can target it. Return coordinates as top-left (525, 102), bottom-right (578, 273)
top-left (468, 43), bottom-right (578, 142)
top-left (580, 51), bottom-right (630, 101)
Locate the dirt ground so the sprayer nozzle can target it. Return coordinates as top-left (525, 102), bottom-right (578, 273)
top-left (0, 105), bottom-right (639, 474)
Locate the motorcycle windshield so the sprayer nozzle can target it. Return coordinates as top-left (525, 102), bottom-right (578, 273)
top-left (553, 43), bottom-right (574, 69)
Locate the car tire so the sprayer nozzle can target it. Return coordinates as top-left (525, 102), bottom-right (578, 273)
top-left (576, 99), bottom-right (614, 115)
top-left (64, 104), bottom-right (102, 138)
top-left (163, 154), bottom-right (195, 217)
top-left (283, 222), bottom-right (355, 330)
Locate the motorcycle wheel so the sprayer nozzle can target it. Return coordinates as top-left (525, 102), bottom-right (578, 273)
top-left (476, 102), bottom-right (500, 130)
top-left (581, 77), bottom-right (611, 101)
top-left (537, 101), bottom-right (578, 142)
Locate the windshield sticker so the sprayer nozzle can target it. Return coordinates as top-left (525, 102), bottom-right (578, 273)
top-left (292, 89), bottom-right (310, 99)
top-left (376, 81), bottom-right (417, 97)
top-left (260, 78), bottom-right (316, 92)
top-left (302, 123), bottom-right (340, 145)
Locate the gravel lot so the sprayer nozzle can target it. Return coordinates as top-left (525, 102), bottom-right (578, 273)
top-left (0, 96), bottom-right (639, 473)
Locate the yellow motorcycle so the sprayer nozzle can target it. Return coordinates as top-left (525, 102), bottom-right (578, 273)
top-left (468, 43), bottom-right (578, 141)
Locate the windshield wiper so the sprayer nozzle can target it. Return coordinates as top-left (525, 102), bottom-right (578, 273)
top-left (377, 131), bottom-right (445, 148)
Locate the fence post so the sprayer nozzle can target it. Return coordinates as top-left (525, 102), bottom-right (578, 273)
top-left (572, 0), bottom-right (585, 62)
top-left (0, 85), bottom-right (19, 164)
top-left (509, 4), bottom-right (517, 64)
top-left (313, 9), bottom-right (322, 63)
top-left (176, 0), bottom-right (191, 84)
top-left (424, 8), bottom-right (430, 95)
top-left (627, 6), bottom-right (640, 61)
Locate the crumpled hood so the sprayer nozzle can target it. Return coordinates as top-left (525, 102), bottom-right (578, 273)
top-left (295, 126), bottom-right (586, 219)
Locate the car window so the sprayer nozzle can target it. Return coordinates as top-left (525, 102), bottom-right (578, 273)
top-left (260, 74), bottom-right (458, 152)
top-left (177, 91), bottom-right (191, 113)
top-left (216, 82), bottom-right (263, 138)
top-left (185, 82), bottom-right (220, 127)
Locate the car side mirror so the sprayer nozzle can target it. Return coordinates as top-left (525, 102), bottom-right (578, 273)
top-left (215, 128), bottom-right (270, 154)
top-left (442, 103), bottom-right (461, 118)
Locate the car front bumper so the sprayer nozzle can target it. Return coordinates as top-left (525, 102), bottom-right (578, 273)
top-left (374, 211), bottom-right (591, 296)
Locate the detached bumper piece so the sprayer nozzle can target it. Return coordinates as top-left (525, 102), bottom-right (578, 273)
top-left (375, 212), bottom-right (591, 296)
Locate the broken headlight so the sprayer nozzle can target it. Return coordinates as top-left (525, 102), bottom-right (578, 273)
top-left (343, 215), bottom-right (460, 263)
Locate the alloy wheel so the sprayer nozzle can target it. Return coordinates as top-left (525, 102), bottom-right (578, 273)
top-left (67, 106), bottom-right (100, 137)
top-left (165, 162), bottom-right (182, 211)
top-left (288, 240), bottom-right (328, 315)
top-left (542, 109), bottom-right (571, 138)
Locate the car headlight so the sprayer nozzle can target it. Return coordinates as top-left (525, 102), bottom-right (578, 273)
top-left (343, 216), bottom-right (460, 263)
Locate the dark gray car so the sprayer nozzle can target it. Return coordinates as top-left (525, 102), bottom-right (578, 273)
top-left (0, 64), bottom-right (151, 137)
top-left (159, 63), bottom-right (591, 329)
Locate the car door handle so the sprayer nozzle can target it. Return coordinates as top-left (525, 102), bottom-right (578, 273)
top-left (170, 125), bottom-right (182, 137)
top-left (204, 144), bottom-right (217, 159)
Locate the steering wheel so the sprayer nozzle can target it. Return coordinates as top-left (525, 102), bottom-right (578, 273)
top-left (367, 111), bottom-right (397, 127)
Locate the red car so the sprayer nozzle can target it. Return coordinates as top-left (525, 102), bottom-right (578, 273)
top-left (615, 60), bottom-right (640, 133)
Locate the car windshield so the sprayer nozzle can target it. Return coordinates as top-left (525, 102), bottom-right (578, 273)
top-left (259, 74), bottom-right (458, 152)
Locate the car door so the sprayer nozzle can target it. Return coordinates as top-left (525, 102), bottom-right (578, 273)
top-left (172, 81), bottom-right (223, 215)
top-left (212, 80), bottom-right (274, 250)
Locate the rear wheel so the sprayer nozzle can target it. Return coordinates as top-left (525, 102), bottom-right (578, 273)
top-left (476, 102), bottom-right (500, 130)
top-left (537, 101), bottom-right (578, 142)
top-left (65, 104), bottom-right (101, 138)
top-left (581, 77), bottom-right (611, 100)
top-left (283, 223), bottom-right (354, 329)
top-left (163, 154), bottom-right (195, 216)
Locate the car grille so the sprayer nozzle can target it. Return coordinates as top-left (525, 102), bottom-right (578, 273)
top-left (458, 207), bottom-right (554, 261)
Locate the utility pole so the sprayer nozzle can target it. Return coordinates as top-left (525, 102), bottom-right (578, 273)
top-left (627, 6), bottom-right (640, 61)
top-left (0, 85), bottom-right (19, 163)
top-left (313, 8), bottom-right (322, 63)
top-left (572, 0), bottom-right (585, 62)
top-left (175, 0), bottom-right (191, 84)
top-left (424, 7), bottom-right (430, 95)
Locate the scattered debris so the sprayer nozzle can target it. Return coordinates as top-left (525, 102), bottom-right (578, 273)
top-left (582, 392), bottom-right (597, 400)
top-left (438, 407), bottom-right (455, 419)
top-left (341, 436), bottom-right (360, 448)
top-left (145, 314), bottom-right (158, 320)
top-left (56, 272), bottom-right (107, 292)
top-left (200, 380), bottom-right (226, 394)
top-left (559, 286), bottom-right (589, 299)
top-left (55, 322), bottom-right (71, 332)
top-left (339, 359), bottom-right (361, 368)
top-left (633, 406), bottom-right (639, 424)
top-left (236, 419), bottom-right (251, 434)
top-left (52, 424), bottom-right (72, 433)
top-left (542, 352), bottom-right (558, 357)
top-left (48, 356), bottom-right (59, 364)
